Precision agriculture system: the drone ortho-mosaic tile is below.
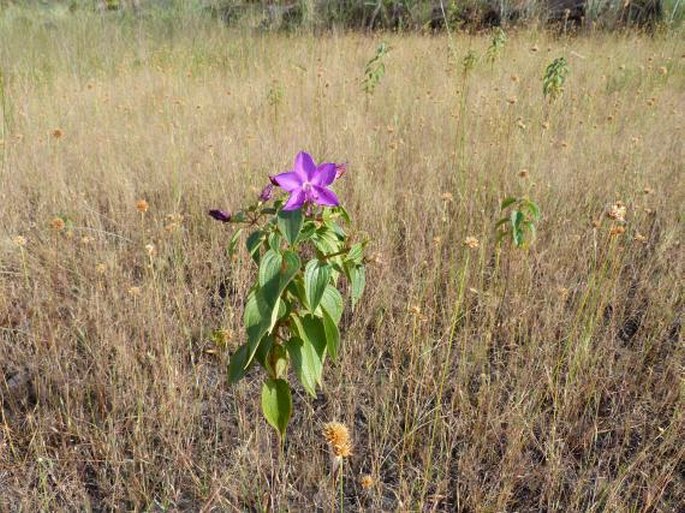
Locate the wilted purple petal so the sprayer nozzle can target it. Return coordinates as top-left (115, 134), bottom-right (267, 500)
top-left (335, 163), bottom-right (348, 180)
top-left (272, 171), bottom-right (302, 192)
top-left (294, 151), bottom-right (317, 181)
top-left (312, 185), bottom-right (339, 207)
top-left (259, 184), bottom-right (274, 202)
top-left (208, 209), bottom-right (231, 222)
top-left (312, 163), bottom-right (337, 187)
top-left (282, 189), bottom-right (306, 211)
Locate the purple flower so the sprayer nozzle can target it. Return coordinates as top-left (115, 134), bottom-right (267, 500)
top-left (272, 151), bottom-right (340, 211)
top-left (208, 209), bottom-right (231, 222)
top-left (259, 183), bottom-right (274, 202)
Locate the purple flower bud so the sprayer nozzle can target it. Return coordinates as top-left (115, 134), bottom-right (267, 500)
top-left (259, 183), bottom-right (274, 202)
top-left (335, 163), bottom-right (348, 180)
top-left (208, 209), bottom-right (231, 223)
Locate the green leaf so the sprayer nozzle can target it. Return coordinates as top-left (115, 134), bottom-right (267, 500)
top-left (304, 259), bottom-right (331, 313)
top-left (285, 336), bottom-right (320, 396)
top-left (291, 315), bottom-right (327, 388)
top-left (287, 277), bottom-right (310, 310)
top-left (258, 249), bottom-right (301, 329)
top-left (254, 335), bottom-right (274, 370)
top-left (266, 343), bottom-right (289, 380)
top-left (228, 228), bottom-right (243, 257)
top-left (227, 343), bottom-right (250, 384)
top-left (277, 209), bottom-right (303, 245)
top-left (336, 205), bottom-right (352, 225)
top-left (318, 285), bottom-right (344, 324)
top-left (246, 230), bottom-right (264, 264)
top-left (243, 288), bottom-right (273, 367)
top-left (268, 232), bottom-right (282, 252)
top-left (345, 243), bottom-right (364, 265)
top-left (259, 250), bottom-right (283, 299)
top-left (261, 379), bottom-right (292, 438)
top-left (525, 200), bottom-right (541, 221)
top-left (511, 210), bottom-right (524, 247)
top-left (348, 265), bottom-right (366, 309)
top-left (325, 220), bottom-right (346, 239)
top-left (501, 196), bottom-right (518, 211)
top-left (313, 225), bottom-right (344, 255)
top-left (299, 221), bottom-right (317, 241)
top-left (322, 309), bottom-right (340, 361)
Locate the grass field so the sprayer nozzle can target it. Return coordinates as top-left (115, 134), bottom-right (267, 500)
top-left (0, 7), bottom-right (683, 512)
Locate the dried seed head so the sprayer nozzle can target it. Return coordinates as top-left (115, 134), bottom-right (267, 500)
top-left (12, 235), bottom-right (27, 247)
top-left (52, 128), bottom-right (63, 139)
top-left (463, 236), bottom-right (480, 249)
top-left (136, 199), bottom-right (149, 214)
top-left (606, 203), bottom-right (627, 223)
top-left (518, 169), bottom-right (529, 178)
top-left (360, 474), bottom-right (375, 490)
top-left (407, 304), bottom-right (423, 317)
top-left (51, 217), bottom-right (66, 231)
top-left (610, 225), bottom-right (626, 236)
top-left (323, 422), bottom-right (352, 459)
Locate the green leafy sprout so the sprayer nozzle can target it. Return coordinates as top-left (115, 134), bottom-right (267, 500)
top-left (543, 56), bottom-right (569, 101)
top-left (362, 42), bottom-right (389, 95)
top-left (496, 196), bottom-right (541, 248)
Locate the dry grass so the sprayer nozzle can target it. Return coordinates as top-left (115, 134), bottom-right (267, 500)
top-left (1, 9), bottom-right (683, 512)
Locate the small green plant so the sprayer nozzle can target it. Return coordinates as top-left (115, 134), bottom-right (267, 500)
top-left (362, 42), bottom-right (389, 95)
top-left (462, 49), bottom-right (478, 75)
top-left (496, 196), bottom-right (541, 248)
top-left (210, 152), bottom-right (365, 440)
top-left (266, 79), bottom-right (284, 122)
top-left (485, 27), bottom-right (507, 64)
top-left (543, 56), bottom-right (569, 101)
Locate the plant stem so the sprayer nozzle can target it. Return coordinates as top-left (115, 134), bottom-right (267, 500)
top-left (339, 458), bottom-right (344, 513)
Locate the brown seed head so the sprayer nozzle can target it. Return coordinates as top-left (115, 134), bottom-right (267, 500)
top-left (360, 474), bottom-right (375, 490)
top-left (464, 236), bottom-right (480, 249)
top-left (136, 199), bottom-right (149, 214)
top-left (51, 217), bottom-right (66, 231)
top-left (52, 128), bottom-right (63, 139)
top-left (323, 422), bottom-right (352, 459)
top-left (610, 225), bottom-right (626, 236)
top-left (606, 203), bottom-right (627, 223)
top-left (634, 232), bottom-right (648, 244)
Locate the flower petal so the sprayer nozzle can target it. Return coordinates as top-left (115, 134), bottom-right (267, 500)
top-left (208, 209), bottom-right (231, 222)
top-left (312, 163), bottom-right (337, 187)
top-left (312, 185), bottom-right (340, 207)
top-left (272, 171), bottom-right (302, 192)
top-left (294, 151), bottom-right (317, 181)
top-left (282, 189), bottom-right (306, 211)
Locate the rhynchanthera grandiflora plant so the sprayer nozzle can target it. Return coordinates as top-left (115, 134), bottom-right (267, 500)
top-left (210, 151), bottom-right (367, 439)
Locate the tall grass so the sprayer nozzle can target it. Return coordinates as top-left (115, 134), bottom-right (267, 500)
top-left (0, 7), bottom-right (683, 511)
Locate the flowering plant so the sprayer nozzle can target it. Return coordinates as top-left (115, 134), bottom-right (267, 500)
top-left (210, 151), bottom-right (366, 438)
